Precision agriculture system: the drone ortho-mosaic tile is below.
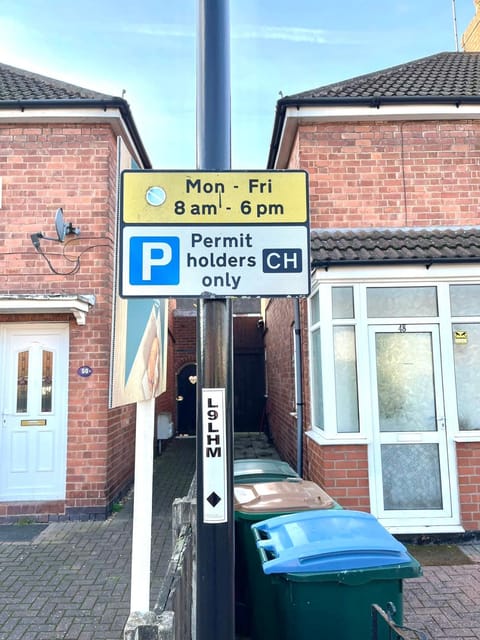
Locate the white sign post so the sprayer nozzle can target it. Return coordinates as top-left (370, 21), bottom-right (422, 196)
top-left (129, 398), bottom-right (155, 613)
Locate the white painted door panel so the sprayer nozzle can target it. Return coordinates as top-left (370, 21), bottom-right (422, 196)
top-left (0, 324), bottom-right (68, 501)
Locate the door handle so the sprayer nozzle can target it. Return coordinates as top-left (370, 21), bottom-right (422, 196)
top-left (437, 417), bottom-right (446, 431)
top-left (176, 395), bottom-right (184, 402)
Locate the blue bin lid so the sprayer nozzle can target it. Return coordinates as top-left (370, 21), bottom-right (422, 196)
top-left (252, 509), bottom-right (413, 574)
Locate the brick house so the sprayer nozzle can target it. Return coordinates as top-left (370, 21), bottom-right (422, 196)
top-left (265, 52), bottom-right (480, 534)
top-left (0, 63), bottom-right (268, 522)
top-left (0, 63), bottom-right (151, 521)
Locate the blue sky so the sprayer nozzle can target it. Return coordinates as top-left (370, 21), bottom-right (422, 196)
top-left (0, 1), bottom-right (475, 169)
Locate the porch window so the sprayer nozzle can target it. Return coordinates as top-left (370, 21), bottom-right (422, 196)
top-left (450, 284), bottom-right (480, 316)
top-left (332, 286), bottom-right (354, 319)
top-left (309, 286), bottom-right (359, 434)
top-left (367, 287), bottom-right (437, 317)
top-left (310, 328), bottom-right (324, 429)
top-left (450, 285), bottom-right (480, 431)
top-left (452, 323), bottom-right (480, 431)
top-left (333, 326), bottom-right (359, 432)
top-left (309, 280), bottom-right (480, 441)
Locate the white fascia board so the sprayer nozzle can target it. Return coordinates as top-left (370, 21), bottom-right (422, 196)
top-left (275, 103), bottom-right (480, 169)
top-left (0, 107), bottom-right (144, 168)
top-left (312, 262), bottom-right (480, 285)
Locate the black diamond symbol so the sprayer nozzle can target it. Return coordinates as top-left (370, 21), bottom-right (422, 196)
top-left (207, 492), bottom-right (222, 507)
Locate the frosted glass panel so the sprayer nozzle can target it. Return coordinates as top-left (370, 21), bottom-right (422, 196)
top-left (334, 326), bottom-right (359, 432)
top-left (310, 291), bottom-right (320, 325)
top-left (450, 285), bottom-right (480, 316)
top-left (332, 287), bottom-right (354, 319)
top-left (367, 287), bottom-right (437, 317)
top-left (382, 444), bottom-right (442, 510)
top-left (311, 329), bottom-right (323, 429)
top-left (453, 323), bottom-right (480, 430)
top-left (375, 333), bottom-right (436, 432)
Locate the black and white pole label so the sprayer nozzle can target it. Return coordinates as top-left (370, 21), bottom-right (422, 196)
top-left (202, 388), bottom-right (227, 523)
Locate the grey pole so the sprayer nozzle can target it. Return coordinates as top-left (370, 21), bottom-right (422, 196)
top-left (196, 2), bottom-right (235, 640)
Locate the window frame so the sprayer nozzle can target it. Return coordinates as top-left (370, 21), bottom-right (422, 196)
top-left (307, 265), bottom-right (480, 446)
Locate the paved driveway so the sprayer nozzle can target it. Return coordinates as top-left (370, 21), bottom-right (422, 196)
top-left (404, 555), bottom-right (480, 640)
top-left (0, 437), bottom-right (196, 640)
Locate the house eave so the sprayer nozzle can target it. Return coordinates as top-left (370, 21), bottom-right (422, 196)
top-left (0, 293), bottom-right (96, 325)
top-left (0, 99), bottom-right (151, 169)
top-left (268, 99), bottom-right (480, 169)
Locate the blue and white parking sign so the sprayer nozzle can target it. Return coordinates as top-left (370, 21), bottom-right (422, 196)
top-left (120, 225), bottom-right (309, 298)
top-left (128, 236), bottom-right (180, 285)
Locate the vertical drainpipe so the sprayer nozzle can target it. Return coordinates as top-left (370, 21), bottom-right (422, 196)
top-left (294, 298), bottom-right (304, 476)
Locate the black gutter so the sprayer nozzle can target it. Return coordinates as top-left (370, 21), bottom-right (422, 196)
top-left (267, 94), bottom-right (480, 169)
top-left (0, 97), bottom-right (151, 169)
top-left (312, 256), bottom-right (480, 270)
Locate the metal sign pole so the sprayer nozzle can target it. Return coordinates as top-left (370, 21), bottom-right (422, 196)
top-left (196, 1), bottom-right (235, 640)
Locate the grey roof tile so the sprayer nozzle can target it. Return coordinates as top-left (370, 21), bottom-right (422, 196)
top-left (287, 52), bottom-right (480, 101)
top-left (0, 62), bottom-right (115, 102)
top-left (0, 61), bottom-right (151, 167)
top-left (311, 227), bottom-right (480, 267)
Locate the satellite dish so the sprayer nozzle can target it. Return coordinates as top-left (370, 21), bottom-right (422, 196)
top-left (55, 208), bottom-right (66, 242)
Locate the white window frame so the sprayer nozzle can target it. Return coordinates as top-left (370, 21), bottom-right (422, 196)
top-left (307, 262), bottom-right (480, 447)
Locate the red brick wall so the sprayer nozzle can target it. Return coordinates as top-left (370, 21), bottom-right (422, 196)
top-left (174, 314), bottom-right (197, 373)
top-left (301, 120), bottom-right (480, 229)
top-left (304, 440), bottom-right (370, 511)
top-left (0, 123), bottom-right (136, 519)
top-left (456, 442), bottom-right (480, 530)
top-left (267, 117), bottom-right (480, 524)
top-left (264, 298), bottom-right (297, 466)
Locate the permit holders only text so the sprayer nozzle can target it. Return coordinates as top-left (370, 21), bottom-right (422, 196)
top-left (121, 225), bottom-right (310, 298)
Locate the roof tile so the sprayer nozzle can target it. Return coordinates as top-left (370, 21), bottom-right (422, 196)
top-left (311, 227), bottom-right (480, 266)
top-left (287, 52), bottom-right (480, 102)
top-left (0, 62), bottom-right (115, 102)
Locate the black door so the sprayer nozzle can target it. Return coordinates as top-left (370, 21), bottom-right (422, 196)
top-left (234, 353), bottom-right (266, 432)
top-left (176, 364), bottom-right (197, 435)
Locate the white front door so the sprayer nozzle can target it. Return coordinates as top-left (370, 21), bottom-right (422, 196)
top-left (0, 324), bottom-right (69, 501)
top-left (369, 324), bottom-right (459, 530)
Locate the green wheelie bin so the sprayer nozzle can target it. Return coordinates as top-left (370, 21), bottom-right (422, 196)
top-left (252, 509), bottom-right (422, 640)
top-left (234, 480), bottom-right (339, 640)
top-left (234, 458), bottom-right (299, 484)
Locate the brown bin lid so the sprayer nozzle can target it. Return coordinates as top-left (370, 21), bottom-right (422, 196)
top-left (234, 479), bottom-right (334, 514)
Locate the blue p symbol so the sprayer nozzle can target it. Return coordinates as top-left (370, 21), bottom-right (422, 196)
top-left (129, 237), bottom-right (180, 285)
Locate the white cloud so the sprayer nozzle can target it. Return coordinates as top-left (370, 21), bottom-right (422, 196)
top-left (235, 25), bottom-right (329, 44)
top-left (113, 22), bottom-right (367, 46)
top-left (114, 23), bottom-right (194, 38)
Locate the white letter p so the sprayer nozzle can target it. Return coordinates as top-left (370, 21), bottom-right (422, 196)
top-left (142, 242), bottom-right (172, 281)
